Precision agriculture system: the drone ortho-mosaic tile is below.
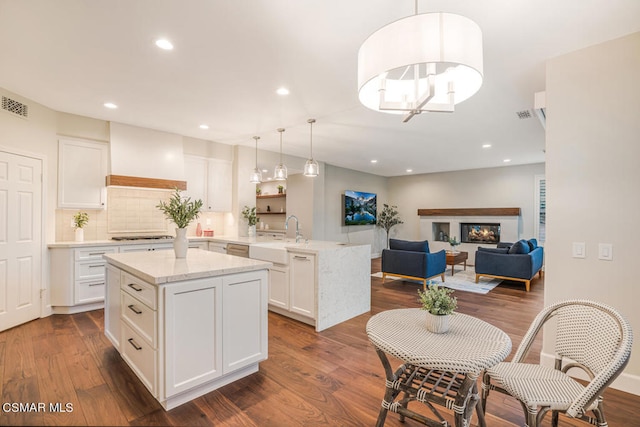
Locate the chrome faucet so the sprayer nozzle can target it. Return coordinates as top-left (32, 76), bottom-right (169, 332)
top-left (285, 215), bottom-right (302, 243)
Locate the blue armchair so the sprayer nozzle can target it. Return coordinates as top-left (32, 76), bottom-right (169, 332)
top-left (381, 239), bottom-right (447, 288)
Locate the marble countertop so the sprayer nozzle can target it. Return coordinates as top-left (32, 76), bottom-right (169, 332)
top-left (104, 249), bottom-right (272, 285)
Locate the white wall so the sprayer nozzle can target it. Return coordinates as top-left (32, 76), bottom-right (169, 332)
top-left (322, 164), bottom-right (389, 256)
top-left (388, 163), bottom-right (545, 243)
top-left (544, 32), bottom-right (640, 391)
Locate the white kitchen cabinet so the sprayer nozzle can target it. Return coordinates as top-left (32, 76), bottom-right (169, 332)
top-left (50, 245), bottom-right (118, 313)
top-left (104, 251), bottom-right (268, 410)
top-left (267, 263), bottom-right (289, 310)
top-left (58, 137), bottom-right (108, 209)
top-left (184, 155), bottom-right (232, 212)
top-left (105, 263), bottom-right (122, 351)
top-left (208, 241), bottom-right (227, 254)
top-left (188, 241), bottom-right (208, 250)
top-left (119, 242), bottom-right (174, 253)
top-left (289, 253), bottom-right (316, 319)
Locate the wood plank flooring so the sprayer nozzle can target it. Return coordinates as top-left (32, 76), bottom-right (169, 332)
top-left (0, 259), bottom-right (637, 426)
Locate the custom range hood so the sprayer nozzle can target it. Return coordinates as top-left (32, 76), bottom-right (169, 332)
top-left (106, 122), bottom-right (186, 190)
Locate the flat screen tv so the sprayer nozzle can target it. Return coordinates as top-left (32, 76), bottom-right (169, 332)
top-left (344, 190), bottom-right (377, 225)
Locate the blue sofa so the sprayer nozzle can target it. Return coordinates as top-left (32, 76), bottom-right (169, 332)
top-left (381, 239), bottom-right (446, 288)
top-left (474, 239), bottom-right (544, 292)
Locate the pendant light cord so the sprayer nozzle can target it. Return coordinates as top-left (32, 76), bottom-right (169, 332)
top-left (308, 118), bottom-right (316, 158)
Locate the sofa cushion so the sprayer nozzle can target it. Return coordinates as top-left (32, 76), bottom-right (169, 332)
top-left (478, 247), bottom-right (509, 254)
top-left (389, 239), bottom-right (429, 253)
top-left (508, 239), bottom-right (531, 255)
top-left (497, 242), bottom-right (512, 249)
top-left (527, 238), bottom-right (538, 251)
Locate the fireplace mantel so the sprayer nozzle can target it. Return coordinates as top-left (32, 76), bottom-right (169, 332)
top-left (417, 208), bottom-right (520, 216)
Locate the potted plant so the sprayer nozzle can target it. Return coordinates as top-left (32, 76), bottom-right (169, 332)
top-left (377, 204), bottom-right (403, 249)
top-left (73, 211), bottom-right (89, 242)
top-left (418, 282), bottom-right (457, 333)
top-left (156, 189), bottom-right (203, 258)
top-left (448, 236), bottom-right (461, 253)
top-left (277, 185), bottom-right (284, 194)
top-left (242, 206), bottom-right (259, 237)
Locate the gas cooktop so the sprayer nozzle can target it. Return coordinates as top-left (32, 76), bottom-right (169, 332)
top-left (111, 235), bottom-right (173, 241)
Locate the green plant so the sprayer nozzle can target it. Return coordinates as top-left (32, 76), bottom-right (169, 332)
top-left (156, 189), bottom-right (203, 228)
top-left (73, 211), bottom-right (89, 229)
top-left (449, 237), bottom-right (460, 247)
top-left (277, 185), bottom-right (284, 193)
top-left (377, 204), bottom-right (403, 248)
top-left (418, 283), bottom-right (457, 315)
top-left (242, 206), bottom-right (259, 226)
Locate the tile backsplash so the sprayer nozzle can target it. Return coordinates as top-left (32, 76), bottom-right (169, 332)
top-left (56, 187), bottom-right (227, 241)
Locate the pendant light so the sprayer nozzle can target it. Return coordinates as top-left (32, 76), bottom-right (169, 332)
top-left (303, 118), bottom-right (319, 177)
top-left (249, 136), bottom-right (262, 183)
top-left (273, 128), bottom-right (288, 181)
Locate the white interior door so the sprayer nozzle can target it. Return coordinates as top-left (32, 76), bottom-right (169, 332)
top-left (0, 151), bottom-right (42, 332)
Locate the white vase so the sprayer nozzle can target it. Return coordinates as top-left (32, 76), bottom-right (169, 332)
top-left (425, 312), bottom-right (451, 334)
top-left (174, 228), bottom-right (188, 258)
top-left (75, 228), bottom-right (84, 242)
top-left (248, 224), bottom-right (256, 237)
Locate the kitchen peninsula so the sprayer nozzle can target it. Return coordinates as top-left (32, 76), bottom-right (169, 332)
top-left (103, 248), bottom-right (271, 410)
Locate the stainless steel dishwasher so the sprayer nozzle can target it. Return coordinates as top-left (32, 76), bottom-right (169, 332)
top-left (226, 243), bottom-right (250, 258)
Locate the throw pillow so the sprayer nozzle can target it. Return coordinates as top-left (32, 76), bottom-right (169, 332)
top-left (478, 247), bottom-right (509, 254)
top-left (497, 242), bottom-right (512, 249)
top-left (528, 238), bottom-right (538, 251)
top-left (389, 239), bottom-right (429, 253)
top-left (508, 239), bottom-right (531, 255)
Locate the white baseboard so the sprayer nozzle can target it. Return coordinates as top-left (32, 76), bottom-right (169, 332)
top-left (541, 351), bottom-right (640, 396)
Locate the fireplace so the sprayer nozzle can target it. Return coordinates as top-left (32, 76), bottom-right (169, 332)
top-left (461, 223), bottom-right (500, 244)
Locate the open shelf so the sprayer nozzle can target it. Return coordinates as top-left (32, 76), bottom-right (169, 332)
top-left (257, 194), bottom-right (286, 199)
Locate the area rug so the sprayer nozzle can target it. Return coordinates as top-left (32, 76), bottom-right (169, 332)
top-left (371, 267), bottom-right (501, 295)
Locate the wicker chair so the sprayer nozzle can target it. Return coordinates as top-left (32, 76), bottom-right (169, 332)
top-left (481, 299), bottom-right (633, 427)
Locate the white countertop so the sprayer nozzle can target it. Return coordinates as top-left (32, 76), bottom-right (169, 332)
top-left (104, 249), bottom-right (272, 285)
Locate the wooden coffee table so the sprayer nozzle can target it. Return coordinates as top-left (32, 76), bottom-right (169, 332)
top-left (446, 251), bottom-right (468, 276)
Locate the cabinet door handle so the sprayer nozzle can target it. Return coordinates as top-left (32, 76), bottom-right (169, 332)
top-left (127, 338), bottom-right (142, 351)
top-left (128, 304), bottom-right (142, 314)
top-left (127, 283), bottom-right (143, 292)
top-left (294, 255), bottom-right (310, 261)
top-left (88, 264), bottom-right (103, 268)
top-left (89, 282), bottom-right (104, 287)
top-left (89, 252), bottom-right (107, 256)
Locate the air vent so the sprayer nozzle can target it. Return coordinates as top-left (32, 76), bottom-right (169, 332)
top-left (1, 96), bottom-right (29, 118)
top-left (516, 110), bottom-right (532, 119)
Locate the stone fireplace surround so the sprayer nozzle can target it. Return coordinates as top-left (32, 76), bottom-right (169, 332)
top-left (418, 208), bottom-right (521, 265)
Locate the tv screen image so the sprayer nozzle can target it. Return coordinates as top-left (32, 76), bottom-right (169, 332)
top-left (344, 190), bottom-right (377, 225)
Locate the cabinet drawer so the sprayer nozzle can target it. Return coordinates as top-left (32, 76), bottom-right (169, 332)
top-left (76, 261), bottom-right (106, 280)
top-left (121, 272), bottom-right (157, 309)
top-left (75, 246), bottom-right (117, 261)
top-left (75, 279), bottom-right (105, 304)
top-left (121, 291), bottom-right (157, 347)
top-left (121, 322), bottom-right (157, 396)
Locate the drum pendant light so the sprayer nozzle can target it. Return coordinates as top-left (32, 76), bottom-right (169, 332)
top-left (273, 128), bottom-right (288, 181)
top-left (303, 118), bottom-right (319, 177)
top-left (249, 136), bottom-right (262, 183)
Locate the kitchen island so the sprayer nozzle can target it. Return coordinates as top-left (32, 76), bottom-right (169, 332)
top-left (103, 248), bottom-right (271, 410)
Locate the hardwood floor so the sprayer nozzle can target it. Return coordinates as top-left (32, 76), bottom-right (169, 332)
top-left (1, 259), bottom-right (637, 426)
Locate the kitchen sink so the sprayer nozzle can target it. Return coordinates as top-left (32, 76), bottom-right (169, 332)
top-left (249, 240), bottom-right (302, 264)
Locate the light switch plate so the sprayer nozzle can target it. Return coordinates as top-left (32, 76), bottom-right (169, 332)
top-left (599, 243), bottom-right (613, 261)
top-left (572, 242), bottom-right (586, 258)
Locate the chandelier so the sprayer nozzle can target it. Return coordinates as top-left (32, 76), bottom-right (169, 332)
top-left (357, 4), bottom-right (483, 122)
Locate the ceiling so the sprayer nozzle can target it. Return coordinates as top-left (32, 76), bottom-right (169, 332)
top-left (1, 1), bottom-right (638, 177)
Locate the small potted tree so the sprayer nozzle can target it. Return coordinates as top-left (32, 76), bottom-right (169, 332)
top-left (156, 189), bottom-right (203, 258)
top-left (377, 204), bottom-right (403, 249)
top-left (73, 211), bottom-right (89, 242)
top-left (418, 282), bottom-right (457, 333)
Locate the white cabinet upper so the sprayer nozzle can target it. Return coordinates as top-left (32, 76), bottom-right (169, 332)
top-left (58, 137), bottom-right (108, 209)
top-left (184, 155), bottom-right (232, 212)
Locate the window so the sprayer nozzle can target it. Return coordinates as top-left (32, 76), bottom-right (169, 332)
top-left (534, 175), bottom-right (546, 244)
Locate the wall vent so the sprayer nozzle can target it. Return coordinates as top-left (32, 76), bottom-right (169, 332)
top-left (516, 109), bottom-right (532, 119)
top-left (1, 96), bottom-right (29, 118)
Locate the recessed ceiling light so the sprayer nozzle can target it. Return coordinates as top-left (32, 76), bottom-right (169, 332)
top-left (503, 159), bottom-right (512, 163)
top-left (276, 87), bottom-right (290, 96)
top-left (406, 169), bottom-right (413, 173)
top-left (199, 124), bottom-right (209, 130)
top-left (482, 144), bottom-right (492, 148)
top-left (371, 159), bottom-right (378, 163)
top-left (155, 39), bottom-right (174, 50)
top-left (103, 102), bottom-right (118, 109)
